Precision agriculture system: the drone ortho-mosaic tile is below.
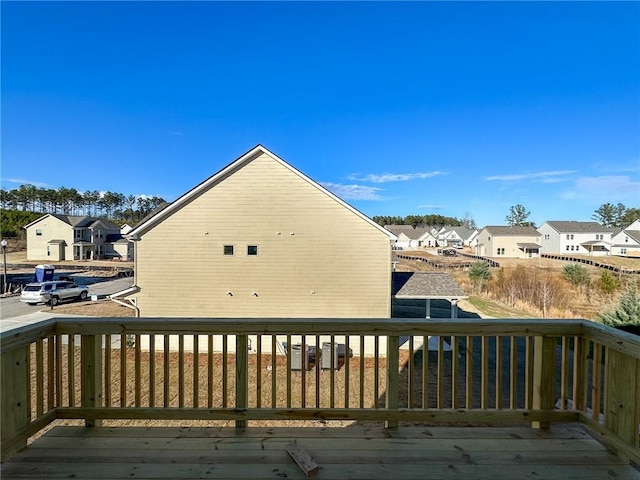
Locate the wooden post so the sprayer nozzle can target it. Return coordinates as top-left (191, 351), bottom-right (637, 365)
top-left (81, 335), bottom-right (103, 427)
top-left (236, 334), bottom-right (248, 428)
top-left (604, 350), bottom-right (640, 456)
top-left (386, 335), bottom-right (399, 429)
top-left (1, 346), bottom-right (30, 460)
top-left (532, 336), bottom-right (556, 430)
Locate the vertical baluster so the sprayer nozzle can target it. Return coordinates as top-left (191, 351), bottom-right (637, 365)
top-left (104, 334), bottom-right (112, 407)
top-left (329, 335), bottom-right (335, 409)
top-left (119, 334), bottom-right (126, 407)
top-left (408, 336), bottom-right (414, 408)
top-left (69, 335), bottom-right (76, 407)
top-left (164, 335), bottom-right (170, 407)
top-left (525, 336), bottom-right (534, 409)
top-left (236, 334), bottom-right (248, 428)
top-left (56, 334), bottom-right (63, 407)
top-left (509, 337), bottom-right (517, 409)
top-left (286, 334), bottom-right (292, 409)
top-left (481, 336), bottom-right (489, 409)
top-left (592, 343), bottom-right (603, 422)
top-left (193, 335), bottom-right (199, 408)
top-left (301, 335), bottom-right (306, 408)
top-left (271, 336), bottom-right (277, 408)
top-left (560, 336), bottom-right (570, 409)
top-left (465, 336), bottom-right (473, 409)
top-left (451, 336), bottom-right (458, 409)
top-left (495, 336), bottom-right (503, 409)
top-left (437, 336), bottom-right (444, 409)
top-left (149, 334), bottom-right (155, 407)
top-left (36, 339), bottom-right (44, 417)
top-left (374, 336), bottom-right (379, 404)
top-left (208, 335), bottom-right (214, 408)
top-left (222, 335), bottom-right (228, 408)
top-left (315, 335), bottom-right (321, 408)
top-left (344, 335), bottom-right (350, 408)
top-left (47, 336), bottom-right (55, 411)
top-left (359, 336), bottom-right (365, 409)
top-left (256, 335), bottom-right (262, 408)
top-left (135, 334), bottom-right (141, 407)
top-left (423, 335), bottom-right (429, 409)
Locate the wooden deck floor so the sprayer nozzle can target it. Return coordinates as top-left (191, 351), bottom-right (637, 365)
top-left (2, 424), bottom-right (639, 479)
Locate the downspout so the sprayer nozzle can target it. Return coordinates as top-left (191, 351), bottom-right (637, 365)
top-left (108, 235), bottom-right (141, 317)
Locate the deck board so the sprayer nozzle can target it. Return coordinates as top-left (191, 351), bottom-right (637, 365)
top-left (2, 425), bottom-right (638, 480)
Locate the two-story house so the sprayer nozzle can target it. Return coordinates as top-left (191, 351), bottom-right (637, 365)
top-left (611, 219), bottom-right (640, 257)
top-left (475, 226), bottom-right (541, 258)
top-left (124, 145), bottom-right (397, 318)
top-left (538, 221), bottom-right (614, 256)
top-left (437, 226), bottom-right (477, 248)
top-left (24, 214), bottom-right (127, 261)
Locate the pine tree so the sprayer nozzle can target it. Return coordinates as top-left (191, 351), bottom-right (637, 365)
top-left (599, 285), bottom-right (640, 329)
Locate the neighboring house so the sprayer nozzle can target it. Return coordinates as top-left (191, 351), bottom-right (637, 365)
top-left (437, 226), bottom-right (477, 248)
top-left (24, 214), bottom-right (126, 261)
top-left (475, 226), bottom-right (541, 258)
top-left (611, 219), bottom-right (640, 257)
top-left (538, 221), bottom-right (614, 256)
top-left (125, 145), bottom-right (397, 318)
top-left (385, 225), bottom-right (415, 250)
top-left (385, 225), bottom-right (436, 249)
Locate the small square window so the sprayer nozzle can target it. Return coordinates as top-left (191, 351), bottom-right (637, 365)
top-left (36, 229), bottom-right (42, 236)
top-left (223, 245), bottom-right (234, 256)
top-left (247, 245), bottom-right (258, 256)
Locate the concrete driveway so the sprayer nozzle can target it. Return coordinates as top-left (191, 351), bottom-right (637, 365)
top-left (0, 277), bottom-right (133, 333)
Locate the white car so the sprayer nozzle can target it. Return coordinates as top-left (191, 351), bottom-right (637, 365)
top-left (20, 281), bottom-right (89, 306)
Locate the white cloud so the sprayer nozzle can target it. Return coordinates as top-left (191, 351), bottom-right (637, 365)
top-left (348, 171), bottom-right (447, 183)
top-left (418, 204), bottom-right (446, 210)
top-left (485, 170), bottom-right (577, 182)
top-left (3, 178), bottom-right (51, 188)
top-left (321, 182), bottom-right (383, 201)
top-left (563, 175), bottom-right (640, 203)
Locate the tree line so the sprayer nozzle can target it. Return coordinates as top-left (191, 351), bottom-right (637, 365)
top-left (0, 184), bottom-right (166, 224)
top-left (372, 214), bottom-right (473, 229)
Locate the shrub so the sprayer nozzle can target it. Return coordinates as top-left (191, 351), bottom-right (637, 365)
top-left (468, 262), bottom-right (491, 292)
top-left (599, 285), bottom-right (640, 331)
top-left (562, 263), bottom-right (590, 288)
top-left (597, 270), bottom-right (620, 294)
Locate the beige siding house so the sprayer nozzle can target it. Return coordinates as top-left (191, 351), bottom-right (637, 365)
top-left (126, 145), bottom-right (396, 318)
top-left (475, 226), bottom-right (541, 258)
top-left (24, 214), bottom-right (124, 261)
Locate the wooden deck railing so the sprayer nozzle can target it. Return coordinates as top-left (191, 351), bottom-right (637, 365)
top-left (2, 318), bottom-right (639, 464)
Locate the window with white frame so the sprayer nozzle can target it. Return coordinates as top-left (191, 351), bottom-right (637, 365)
top-left (497, 247), bottom-right (505, 255)
top-left (223, 245), bottom-right (234, 256)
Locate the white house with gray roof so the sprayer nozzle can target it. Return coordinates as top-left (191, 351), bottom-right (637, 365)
top-left (386, 225), bottom-right (437, 250)
top-left (538, 221), bottom-right (614, 256)
top-left (610, 219), bottom-right (640, 257)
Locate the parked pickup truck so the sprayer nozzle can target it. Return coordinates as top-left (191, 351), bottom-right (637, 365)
top-left (20, 280), bottom-right (89, 306)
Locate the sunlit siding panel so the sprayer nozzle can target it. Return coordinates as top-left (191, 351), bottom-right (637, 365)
top-left (134, 153), bottom-right (392, 318)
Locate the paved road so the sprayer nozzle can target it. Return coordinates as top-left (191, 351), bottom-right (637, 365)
top-left (0, 277), bottom-right (134, 332)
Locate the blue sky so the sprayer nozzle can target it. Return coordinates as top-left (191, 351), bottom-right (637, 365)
top-left (2, 1), bottom-right (639, 228)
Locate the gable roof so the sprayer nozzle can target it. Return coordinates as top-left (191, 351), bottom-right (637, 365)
top-left (543, 221), bottom-right (613, 234)
top-left (24, 214), bottom-right (119, 230)
top-left (482, 226), bottom-right (540, 237)
top-left (128, 145), bottom-right (396, 240)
